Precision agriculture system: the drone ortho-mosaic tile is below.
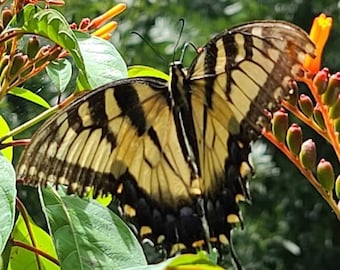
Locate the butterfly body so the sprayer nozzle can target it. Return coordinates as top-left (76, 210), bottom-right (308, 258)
top-left (17, 20), bottom-right (315, 263)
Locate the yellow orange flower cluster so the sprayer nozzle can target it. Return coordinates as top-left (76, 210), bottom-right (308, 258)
top-left (90, 3), bottom-right (126, 40)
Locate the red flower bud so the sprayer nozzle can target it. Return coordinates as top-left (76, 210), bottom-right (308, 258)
top-left (335, 175), bottom-right (340, 200)
top-left (299, 139), bottom-right (316, 170)
top-left (272, 109), bottom-right (288, 143)
top-left (317, 159), bottom-right (335, 192)
top-left (322, 72), bottom-right (340, 106)
top-left (313, 105), bottom-right (326, 129)
top-left (79, 18), bottom-right (90, 30)
top-left (329, 94), bottom-right (340, 119)
top-left (26, 36), bottom-right (40, 59)
top-left (9, 53), bottom-right (27, 77)
top-left (334, 118), bottom-right (340, 133)
top-left (286, 80), bottom-right (299, 106)
top-left (1, 7), bottom-right (13, 28)
top-left (313, 68), bottom-right (329, 95)
top-left (286, 124), bottom-right (302, 156)
top-left (298, 94), bottom-right (314, 117)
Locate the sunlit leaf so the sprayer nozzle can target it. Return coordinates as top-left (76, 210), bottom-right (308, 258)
top-left (0, 153), bottom-right (16, 254)
top-left (75, 31), bottom-right (127, 89)
top-left (165, 253), bottom-right (224, 270)
top-left (9, 87), bottom-right (50, 109)
top-left (0, 115), bottom-right (13, 161)
top-left (128, 65), bottom-right (169, 81)
top-left (8, 214), bottom-right (59, 270)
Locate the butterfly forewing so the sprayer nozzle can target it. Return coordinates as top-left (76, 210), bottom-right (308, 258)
top-left (17, 78), bottom-right (196, 209)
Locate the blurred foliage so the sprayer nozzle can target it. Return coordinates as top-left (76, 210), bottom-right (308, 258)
top-left (7, 0), bottom-right (340, 269)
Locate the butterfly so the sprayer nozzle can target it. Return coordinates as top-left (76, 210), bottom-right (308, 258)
top-left (16, 20), bottom-right (315, 266)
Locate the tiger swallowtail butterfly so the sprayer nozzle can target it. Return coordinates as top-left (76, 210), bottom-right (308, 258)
top-left (17, 20), bottom-right (315, 266)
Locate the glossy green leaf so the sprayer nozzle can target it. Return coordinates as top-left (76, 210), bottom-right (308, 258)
top-left (128, 65), bottom-right (169, 81)
top-left (0, 115), bottom-right (13, 161)
top-left (41, 187), bottom-right (147, 270)
top-left (0, 153), bottom-right (16, 254)
top-left (46, 59), bottom-right (72, 92)
top-left (8, 214), bottom-right (60, 270)
top-left (75, 31), bottom-right (127, 89)
top-left (9, 87), bottom-right (50, 109)
top-left (7, 4), bottom-right (90, 90)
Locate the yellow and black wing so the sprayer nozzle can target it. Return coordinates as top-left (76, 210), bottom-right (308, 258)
top-left (17, 77), bottom-right (199, 207)
top-left (17, 20), bottom-right (315, 260)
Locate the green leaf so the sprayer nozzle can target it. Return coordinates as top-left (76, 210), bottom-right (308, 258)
top-left (128, 65), bottom-right (169, 81)
top-left (0, 115), bottom-right (13, 161)
top-left (0, 239), bottom-right (12, 270)
top-left (41, 187), bottom-right (147, 270)
top-left (75, 31), bottom-right (128, 89)
top-left (46, 59), bottom-right (72, 92)
top-left (166, 253), bottom-right (224, 270)
top-left (9, 87), bottom-right (50, 109)
top-left (0, 153), bottom-right (16, 254)
top-left (8, 214), bottom-right (60, 270)
top-left (7, 4), bottom-right (90, 90)
top-left (123, 254), bottom-right (224, 270)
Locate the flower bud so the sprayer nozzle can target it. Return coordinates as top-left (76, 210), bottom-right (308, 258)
top-left (34, 45), bottom-right (50, 67)
top-left (322, 72), bottom-right (340, 106)
top-left (335, 175), bottom-right (340, 200)
top-left (48, 46), bottom-right (62, 61)
top-left (286, 124), bottom-right (302, 156)
top-left (26, 36), bottom-right (40, 59)
top-left (9, 53), bottom-right (27, 77)
top-left (286, 80), bottom-right (299, 106)
top-left (313, 105), bottom-right (326, 129)
top-left (329, 94), bottom-right (340, 119)
top-left (272, 109), bottom-right (288, 142)
top-left (317, 159), bottom-right (334, 192)
top-left (299, 139), bottom-right (316, 170)
top-left (0, 55), bottom-right (9, 75)
top-left (1, 7), bottom-right (13, 28)
top-left (46, 0), bottom-right (65, 6)
top-left (334, 118), bottom-right (340, 133)
top-left (298, 94), bottom-right (314, 117)
top-left (79, 18), bottom-right (90, 30)
top-left (69, 22), bottom-right (77, 30)
top-left (313, 68), bottom-right (329, 95)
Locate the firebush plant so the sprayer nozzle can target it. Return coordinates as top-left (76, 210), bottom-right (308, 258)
top-left (0, 1), bottom-right (338, 269)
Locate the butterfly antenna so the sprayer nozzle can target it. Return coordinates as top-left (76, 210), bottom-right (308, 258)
top-left (179, 41), bottom-right (199, 63)
top-left (130, 31), bottom-right (167, 63)
top-left (172, 18), bottom-right (185, 62)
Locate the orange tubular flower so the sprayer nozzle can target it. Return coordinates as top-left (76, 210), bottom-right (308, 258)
top-left (303, 13), bottom-right (333, 75)
top-left (89, 3), bottom-right (126, 29)
top-left (92, 21), bottom-right (118, 40)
